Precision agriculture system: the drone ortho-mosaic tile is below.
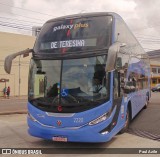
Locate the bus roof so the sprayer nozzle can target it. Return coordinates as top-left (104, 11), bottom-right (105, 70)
top-left (46, 12), bottom-right (123, 23)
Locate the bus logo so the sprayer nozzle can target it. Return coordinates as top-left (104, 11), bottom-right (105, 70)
top-left (57, 105), bottom-right (62, 112)
top-left (57, 120), bottom-right (62, 126)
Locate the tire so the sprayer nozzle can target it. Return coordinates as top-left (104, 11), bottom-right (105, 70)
top-left (119, 108), bottom-right (130, 134)
top-left (144, 95), bottom-right (149, 109)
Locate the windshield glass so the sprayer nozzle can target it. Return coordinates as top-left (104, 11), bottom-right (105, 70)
top-left (28, 55), bottom-right (109, 113)
top-left (34, 16), bottom-right (112, 53)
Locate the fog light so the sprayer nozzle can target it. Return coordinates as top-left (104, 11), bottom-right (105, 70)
top-left (101, 131), bottom-right (109, 135)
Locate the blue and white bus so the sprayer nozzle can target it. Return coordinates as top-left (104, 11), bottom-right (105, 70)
top-left (5, 12), bottom-right (150, 143)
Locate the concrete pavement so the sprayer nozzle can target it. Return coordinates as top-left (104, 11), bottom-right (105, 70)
top-left (0, 95), bottom-right (27, 100)
top-left (128, 92), bottom-right (160, 140)
top-left (0, 96), bottom-right (27, 115)
top-left (0, 94), bottom-right (160, 156)
top-left (0, 114), bottom-right (160, 156)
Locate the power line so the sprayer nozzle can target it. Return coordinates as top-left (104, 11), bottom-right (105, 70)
top-left (1, 10), bottom-right (48, 22)
top-left (136, 35), bottom-right (160, 45)
top-left (139, 41), bottom-right (160, 44)
top-left (135, 33), bottom-right (160, 39)
top-left (0, 2), bottom-right (54, 17)
top-left (0, 16), bottom-right (43, 25)
top-left (143, 47), bottom-right (158, 50)
top-left (0, 20), bottom-right (34, 28)
top-left (138, 40), bottom-right (160, 43)
top-left (133, 24), bottom-right (160, 32)
top-left (0, 23), bottom-right (32, 31)
top-left (0, 22), bottom-right (32, 30)
top-left (137, 37), bottom-right (160, 41)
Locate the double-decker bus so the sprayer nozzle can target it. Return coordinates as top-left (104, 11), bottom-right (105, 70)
top-left (4, 12), bottom-right (150, 143)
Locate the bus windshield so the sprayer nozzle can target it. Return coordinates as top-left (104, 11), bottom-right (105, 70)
top-left (34, 16), bottom-right (112, 53)
top-left (28, 55), bottom-right (109, 113)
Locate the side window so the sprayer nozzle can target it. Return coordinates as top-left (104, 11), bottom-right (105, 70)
top-left (127, 56), bottom-right (139, 91)
top-left (127, 54), bottom-right (150, 91)
top-left (127, 55), bottom-right (148, 91)
top-left (115, 49), bottom-right (130, 97)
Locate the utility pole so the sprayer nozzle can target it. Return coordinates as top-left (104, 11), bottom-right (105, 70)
top-left (19, 55), bottom-right (21, 96)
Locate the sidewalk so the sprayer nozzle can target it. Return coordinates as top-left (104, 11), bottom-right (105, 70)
top-left (0, 95), bottom-right (27, 100)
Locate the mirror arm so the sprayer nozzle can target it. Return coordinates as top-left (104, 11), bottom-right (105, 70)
top-left (4, 48), bottom-right (33, 74)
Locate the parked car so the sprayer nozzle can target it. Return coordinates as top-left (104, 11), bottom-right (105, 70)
top-left (152, 84), bottom-right (160, 92)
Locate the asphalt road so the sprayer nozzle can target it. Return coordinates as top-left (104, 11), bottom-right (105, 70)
top-left (0, 94), bottom-right (160, 156)
top-left (0, 93), bottom-right (160, 135)
top-left (129, 92), bottom-right (160, 139)
top-left (0, 114), bottom-right (160, 157)
top-left (0, 97), bottom-right (27, 114)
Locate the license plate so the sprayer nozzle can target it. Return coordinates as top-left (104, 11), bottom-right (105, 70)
top-left (52, 136), bottom-right (67, 142)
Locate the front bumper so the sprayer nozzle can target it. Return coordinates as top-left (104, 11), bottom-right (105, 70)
top-left (27, 113), bottom-right (117, 143)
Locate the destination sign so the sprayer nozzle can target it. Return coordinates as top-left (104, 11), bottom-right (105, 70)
top-left (34, 15), bottom-right (112, 53)
top-left (40, 38), bottom-right (97, 50)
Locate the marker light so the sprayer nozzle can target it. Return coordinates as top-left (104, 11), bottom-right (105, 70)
top-left (28, 112), bottom-right (37, 122)
top-left (89, 111), bottom-right (111, 126)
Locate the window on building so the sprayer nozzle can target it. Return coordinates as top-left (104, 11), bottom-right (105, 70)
top-left (152, 79), bottom-right (157, 84)
top-left (152, 68), bottom-right (157, 74)
top-left (158, 68), bottom-right (160, 73)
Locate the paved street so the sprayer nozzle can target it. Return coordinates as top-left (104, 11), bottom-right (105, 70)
top-left (0, 93), bottom-right (160, 156)
top-left (129, 92), bottom-right (160, 139)
top-left (0, 96), bottom-right (27, 114)
top-left (0, 114), bottom-right (160, 157)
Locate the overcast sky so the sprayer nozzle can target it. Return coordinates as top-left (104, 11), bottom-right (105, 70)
top-left (0, 0), bottom-right (160, 51)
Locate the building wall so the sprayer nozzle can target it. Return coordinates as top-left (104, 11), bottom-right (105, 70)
top-left (150, 60), bottom-right (160, 88)
top-left (0, 32), bottom-right (35, 96)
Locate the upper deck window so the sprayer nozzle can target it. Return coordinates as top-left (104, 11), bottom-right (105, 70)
top-left (34, 15), bottom-right (112, 53)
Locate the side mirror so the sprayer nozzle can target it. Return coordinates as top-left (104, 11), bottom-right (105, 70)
top-left (4, 48), bottom-right (33, 74)
top-left (106, 42), bottom-right (126, 72)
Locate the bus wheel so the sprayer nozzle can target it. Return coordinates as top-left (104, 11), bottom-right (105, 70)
top-left (144, 95), bottom-right (149, 109)
top-left (119, 108), bottom-right (130, 134)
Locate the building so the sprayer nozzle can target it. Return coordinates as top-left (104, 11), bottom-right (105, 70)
top-left (150, 60), bottom-right (160, 88)
top-left (147, 50), bottom-right (160, 88)
top-left (0, 32), bottom-right (35, 96)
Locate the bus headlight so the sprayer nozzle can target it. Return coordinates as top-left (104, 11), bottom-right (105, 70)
top-left (89, 111), bottom-right (111, 126)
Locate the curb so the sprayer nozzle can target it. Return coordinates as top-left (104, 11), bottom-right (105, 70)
top-left (0, 97), bottom-right (28, 100)
top-left (0, 98), bottom-right (27, 100)
top-left (0, 110), bottom-right (27, 115)
top-left (0, 96), bottom-right (27, 100)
